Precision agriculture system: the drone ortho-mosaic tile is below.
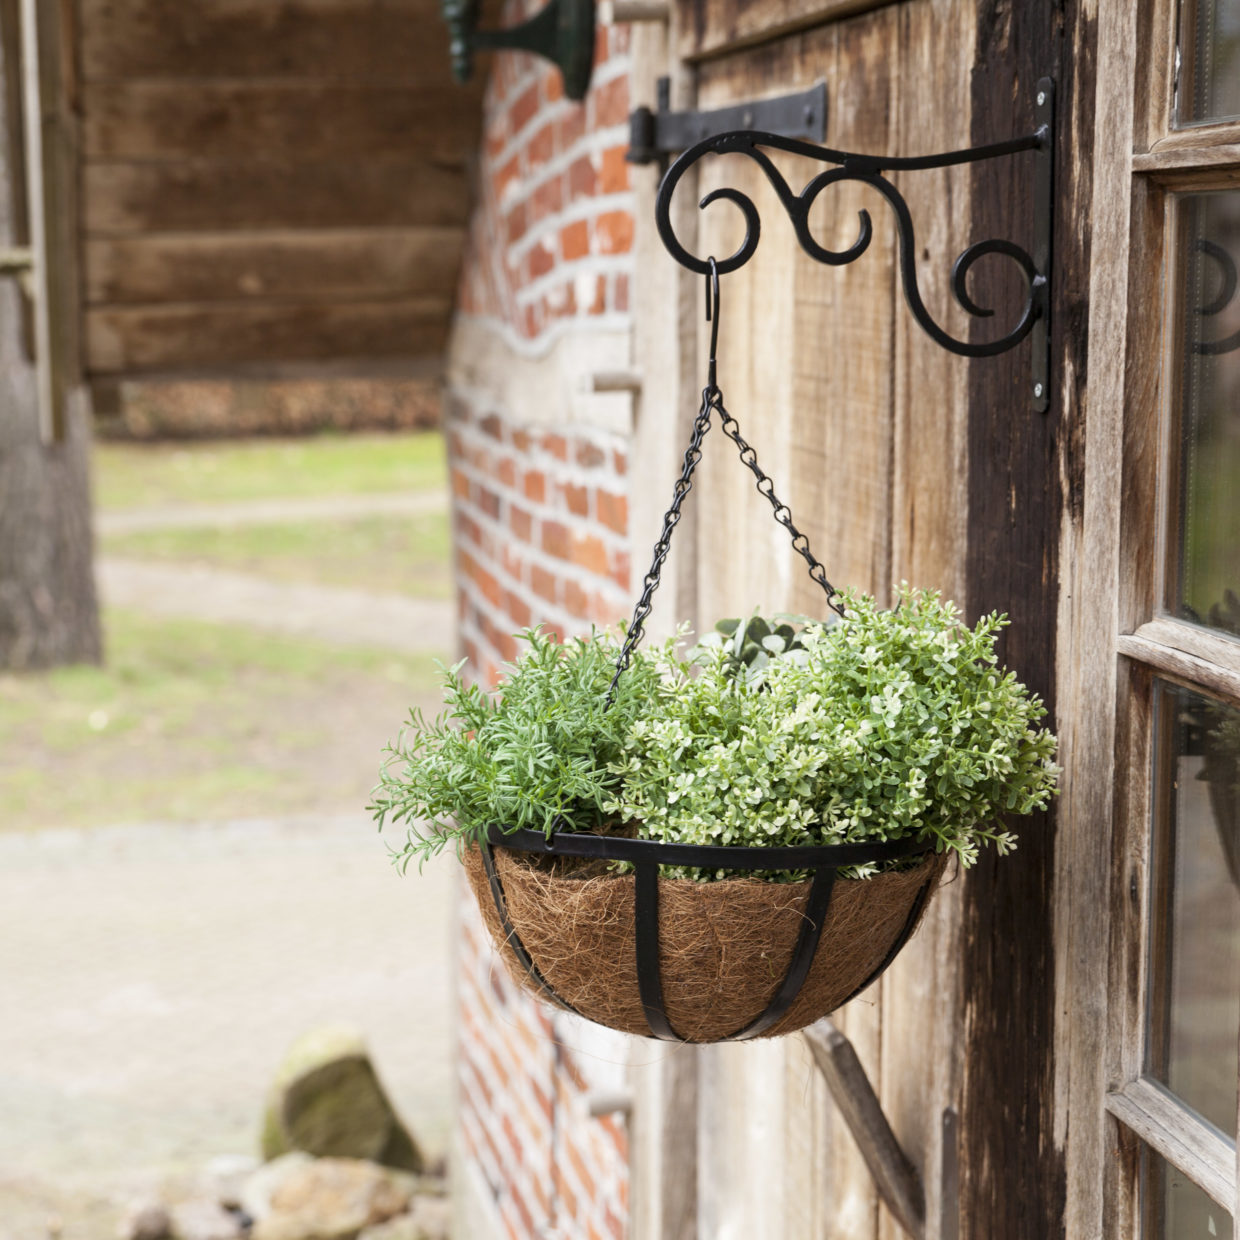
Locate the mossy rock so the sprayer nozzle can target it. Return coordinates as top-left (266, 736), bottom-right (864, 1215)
top-left (261, 1025), bottom-right (423, 1172)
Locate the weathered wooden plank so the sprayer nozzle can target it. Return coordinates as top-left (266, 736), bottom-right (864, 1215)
top-left (802, 1021), bottom-right (925, 1240)
top-left (1105, 1080), bottom-right (1237, 1212)
top-left (84, 228), bottom-right (465, 305)
top-left (85, 297), bottom-right (452, 373)
top-left (82, 160), bottom-right (470, 234)
top-left (78, 0), bottom-right (462, 83)
top-left (677, 0), bottom-right (894, 62)
top-left (82, 82), bottom-right (478, 161)
top-left (958, 2), bottom-right (1088, 1236)
top-left (880, 5), bottom-right (974, 1239)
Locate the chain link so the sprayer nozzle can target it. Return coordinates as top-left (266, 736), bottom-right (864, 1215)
top-left (606, 381), bottom-right (843, 706)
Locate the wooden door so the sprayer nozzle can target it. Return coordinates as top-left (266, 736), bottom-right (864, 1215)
top-left (631, 2), bottom-right (1085, 1237)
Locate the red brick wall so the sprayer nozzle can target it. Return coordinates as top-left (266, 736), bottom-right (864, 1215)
top-left (448, 10), bottom-right (636, 1238)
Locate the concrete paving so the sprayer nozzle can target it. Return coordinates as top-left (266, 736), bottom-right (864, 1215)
top-left (0, 815), bottom-right (456, 1240)
top-left (98, 490), bottom-right (448, 536)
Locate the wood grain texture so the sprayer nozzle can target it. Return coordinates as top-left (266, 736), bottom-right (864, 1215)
top-left (82, 82), bottom-right (477, 162)
top-left (78, 0), bottom-right (462, 83)
top-left (958, 1), bottom-right (1082, 1235)
top-left (86, 297), bottom-right (451, 373)
top-left (676, 0), bottom-right (894, 62)
top-left (1105, 1079), bottom-right (1237, 1211)
top-left (82, 160), bottom-right (470, 234)
top-left (803, 1021), bottom-right (925, 1240)
top-left (84, 228), bottom-right (465, 304)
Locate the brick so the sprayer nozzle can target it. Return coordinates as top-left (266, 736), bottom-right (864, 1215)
top-left (494, 153), bottom-right (520, 203)
top-left (501, 1113), bottom-right (523, 1162)
top-left (593, 24), bottom-right (609, 64)
top-left (511, 81), bottom-right (540, 134)
top-left (523, 470), bottom-right (546, 503)
top-left (505, 203), bottom-right (527, 247)
top-left (512, 428), bottom-right (532, 452)
top-left (541, 519), bottom-right (571, 559)
top-left (531, 565), bottom-right (558, 604)
top-left (544, 64), bottom-right (564, 102)
top-left (562, 481), bottom-right (589, 516)
top-left (610, 548), bottom-right (631, 591)
top-left (505, 590), bottom-right (532, 628)
top-left (564, 579), bottom-right (590, 618)
top-left (613, 448), bottom-right (628, 475)
top-left (587, 274), bottom-right (607, 315)
top-left (546, 282), bottom-right (577, 320)
top-left (522, 304), bottom-right (539, 338)
top-left (528, 241), bottom-right (555, 280)
top-left (510, 502), bottom-right (533, 541)
top-left (501, 544), bottom-right (526, 582)
top-left (480, 413), bottom-right (504, 441)
top-left (565, 1139), bottom-right (596, 1195)
top-left (609, 22), bottom-right (631, 54)
top-left (557, 107), bottom-right (586, 151)
top-left (595, 210), bottom-right (634, 254)
top-left (592, 75), bottom-right (629, 127)
top-left (527, 121), bottom-right (554, 168)
top-left (530, 1078), bottom-right (554, 1122)
top-left (542, 433), bottom-right (569, 460)
top-left (475, 484), bottom-right (501, 519)
top-left (560, 218), bottom-right (590, 261)
top-left (532, 175), bottom-right (564, 224)
top-left (576, 439), bottom-right (607, 469)
top-left (451, 467), bottom-right (470, 499)
top-left (567, 155), bottom-right (596, 200)
top-left (497, 456), bottom-right (517, 487)
top-left (573, 533), bottom-right (610, 575)
top-left (599, 145), bottom-right (630, 194)
top-left (614, 272), bottom-right (630, 312)
top-left (597, 489), bottom-right (627, 533)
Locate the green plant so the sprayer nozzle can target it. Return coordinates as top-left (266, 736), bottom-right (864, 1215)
top-left (610, 587), bottom-right (1058, 874)
top-left (373, 587), bottom-right (1060, 876)
top-left (371, 627), bottom-right (668, 868)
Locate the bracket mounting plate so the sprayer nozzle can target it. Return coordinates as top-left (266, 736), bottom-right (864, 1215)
top-left (628, 78), bottom-right (827, 166)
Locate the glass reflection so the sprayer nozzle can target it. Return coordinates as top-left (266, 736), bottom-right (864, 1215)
top-left (1147, 681), bottom-right (1240, 1137)
top-left (1179, 0), bottom-right (1240, 126)
top-left (1173, 192), bottom-right (1240, 634)
top-left (1145, 1149), bottom-right (1235, 1238)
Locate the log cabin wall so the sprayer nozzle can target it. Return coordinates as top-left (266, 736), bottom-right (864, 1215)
top-left (75, 0), bottom-right (485, 377)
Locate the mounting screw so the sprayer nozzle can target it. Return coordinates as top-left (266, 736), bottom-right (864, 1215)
top-left (1033, 382), bottom-right (1044, 398)
top-left (1036, 90), bottom-right (1046, 106)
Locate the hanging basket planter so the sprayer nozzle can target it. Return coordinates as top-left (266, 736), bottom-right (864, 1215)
top-left (372, 259), bottom-right (1060, 1045)
top-left (463, 829), bottom-right (946, 1042)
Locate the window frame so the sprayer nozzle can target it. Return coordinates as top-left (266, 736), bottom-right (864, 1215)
top-left (1103, 5), bottom-right (1240, 1227)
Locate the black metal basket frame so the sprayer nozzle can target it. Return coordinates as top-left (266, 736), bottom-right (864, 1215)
top-left (480, 825), bottom-right (937, 1043)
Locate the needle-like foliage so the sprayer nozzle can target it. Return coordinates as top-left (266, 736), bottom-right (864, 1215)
top-left (372, 588), bottom-right (1060, 878)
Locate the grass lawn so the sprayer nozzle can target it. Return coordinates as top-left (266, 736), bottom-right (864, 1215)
top-left (0, 607), bottom-right (447, 832)
top-left (94, 430), bottom-right (446, 512)
top-left (101, 511), bottom-right (453, 599)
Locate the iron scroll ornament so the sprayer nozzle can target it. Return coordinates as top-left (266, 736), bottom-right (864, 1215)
top-left (653, 78), bottom-right (1056, 410)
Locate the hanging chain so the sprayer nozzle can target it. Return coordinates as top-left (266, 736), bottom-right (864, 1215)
top-left (605, 259), bottom-right (844, 706)
top-left (605, 384), bottom-right (715, 705)
top-left (714, 400), bottom-right (845, 618)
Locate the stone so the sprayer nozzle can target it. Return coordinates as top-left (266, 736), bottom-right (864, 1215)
top-left (118, 1200), bottom-right (172, 1240)
top-left (169, 1199), bottom-right (243, 1240)
top-left (251, 1158), bottom-right (416, 1240)
top-left (202, 1154), bottom-right (261, 1210)
top-left (356, 1195), bottom-right (451, 1240)
top-left (261, 1025), bottom-right (423, 1171)
top-left (240, 1152), bottom-right (315, 1224)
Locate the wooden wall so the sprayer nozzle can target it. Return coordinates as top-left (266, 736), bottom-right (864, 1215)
top-left (75, 0), bottom-right (485, 376)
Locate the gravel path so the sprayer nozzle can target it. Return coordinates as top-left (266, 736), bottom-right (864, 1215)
top-left (98, 489), bottom-right (449, 535)
top-left (98, 558), bottom-right (456, 653)
top-left (0, 816), bottom-right (455, 1240)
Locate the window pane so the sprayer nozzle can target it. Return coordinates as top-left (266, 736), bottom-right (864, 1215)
top-left (1147, 680), bottom-right (1240, 1136)
top-left (1179, 0), bottom-right (1240, 126)
top-left (1144, 1148), bottom-right (1235, 1238)
top-left (1172, 192), bottom-right (1240, 634)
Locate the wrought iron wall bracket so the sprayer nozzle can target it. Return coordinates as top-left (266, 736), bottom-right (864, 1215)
top-left (628, 78), bottom-right (827, 166)
top-left (654, 77), bottom-right (1056, 412)
top-left (443, 0), bottom-right (595, 102)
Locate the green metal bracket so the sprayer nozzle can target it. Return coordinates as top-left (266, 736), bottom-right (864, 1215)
top-left (443, 0), bottom-right (596, 102)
